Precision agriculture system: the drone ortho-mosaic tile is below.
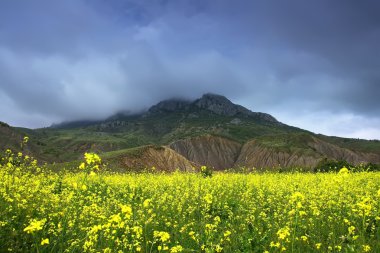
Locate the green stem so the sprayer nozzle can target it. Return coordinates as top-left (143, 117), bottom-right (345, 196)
top-left (291, 210), bottom-right (298, 253)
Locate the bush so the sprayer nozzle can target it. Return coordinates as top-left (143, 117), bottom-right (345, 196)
top-left (200, 165), bottom-right (213, 177)
top-left (314, 159), bottom-right (380, 172)
top-left (314, 159), bottom-right (351, 172)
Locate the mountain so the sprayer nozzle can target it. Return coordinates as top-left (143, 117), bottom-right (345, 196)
top-left (1, 94), bottom-right (380, 171)
top-left (147, 93), bottom-right (277, 123)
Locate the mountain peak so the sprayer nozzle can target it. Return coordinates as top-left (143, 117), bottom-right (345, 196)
top-left (198, 93), bottom-right (232, 104)
top-left (194, 93), bottom-right (252, 117)
top-left (146, 93), bottom-right (279, 123)
top-left (148, 98), bottom-right (191, 114)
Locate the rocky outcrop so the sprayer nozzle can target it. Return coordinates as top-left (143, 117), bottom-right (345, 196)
top-left (118, 146), bottom-right (197, 172)
top-left (193, 94), bottom-right (278, 122)
top-left (308, 137), bottom-right (380, 164)
top-left (169, 135), bottom-right (242, 169)
top-left (148, 99), bottom-right (191, 113)
top-left (167, 135), bottom-right (380, 170)
top-left (145, 93), bottom-right (279, 123)
top-left (235, 140), bottom-right (320, 169)
top-left (235, 137), bottom-right (380, 169)
top-left (193, 94), bottom-right (252, 117)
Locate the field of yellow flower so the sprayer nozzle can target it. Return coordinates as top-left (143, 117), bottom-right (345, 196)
top-left (1, 151), bottom-right (379, 252)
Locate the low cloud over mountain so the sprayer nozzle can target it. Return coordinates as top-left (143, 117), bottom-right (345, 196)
top-left (0, 1), bottom-right (379, 139)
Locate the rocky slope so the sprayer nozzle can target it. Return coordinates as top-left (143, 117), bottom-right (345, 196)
top-left (169, 135), bottom-right (241, 169)
top-left (167, 135), bottom-right (380, 170)
top-left (0, 122), bottom-right (39, 158)
top-left (106, 146), bottom-right (197, 172)
top-left (309, 137), bottom-right (380, 164)
top-left (234, 140), bottom-right (319, 169)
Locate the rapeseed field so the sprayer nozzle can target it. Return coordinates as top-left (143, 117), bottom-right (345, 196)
top-left (1, 149), bottom-right (379, 252)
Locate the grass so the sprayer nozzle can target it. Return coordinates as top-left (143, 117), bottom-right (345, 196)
top-left (1, 151), bottom-right (379, 252)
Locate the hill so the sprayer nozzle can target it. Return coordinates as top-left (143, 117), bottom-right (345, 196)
top-left (1, 94), bottom-right (380, 171)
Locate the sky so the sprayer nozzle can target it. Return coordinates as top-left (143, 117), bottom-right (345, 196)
top-left (0, 0), bottom-right (379, 140)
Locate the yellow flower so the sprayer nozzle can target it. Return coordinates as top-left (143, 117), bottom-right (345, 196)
top-left (143, 199), bottom-right (151, 208)
top-left (224, 230), bottom-right (232, 237)
top-left (84, 152), bottom-right (101, 165)
top-left (188, 231), bottom-right (196, 240)
top-left (338, 167), bottom-right (349, 174)
top-left (363, 245), bottom-right (371, 252)
top-left (348, 226), bottom-right (356, 235)
top-left (315, 243), bottom-right (322, 249)
top-left (277, 226), bottom-right (290, 240)
top-left (170, 245), bottom-right (183, 252)
top-left (79, 162), bottom-right (85, 170)
top-left (270, 241), bottom-right (281, 248)
top-left (109, 214), bottom-right (122, 224)
top-left (24, 219), bottom-right (46, 234)
top-left (290, 191), bottom-right (304, 202)
top-left (356, 197), bottom-right (373, 216)
top-left (204, 193), bottom-right (213, 204)
top-left (215, 245), bottom-right (223, 252)
top-left (205, 223), bottom-right (216, 232)
top-left (41, 238), bottom-right (49, 245)
top-left (299, 210), bottom-right (307, 216)
top-left (120, 204), bottom-right (133, 219)
top-left (154, 231), bottom-right (170, 242)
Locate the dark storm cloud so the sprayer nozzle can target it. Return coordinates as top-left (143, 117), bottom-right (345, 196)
top-left (0, 0), bottom-right (379, 138)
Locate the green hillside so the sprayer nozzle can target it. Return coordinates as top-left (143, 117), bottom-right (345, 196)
top-left (1, 94), bottom-right (379, 170)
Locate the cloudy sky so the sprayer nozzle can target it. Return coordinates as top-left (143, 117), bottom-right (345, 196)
top-left (0, 0), bottom-right (379, 139)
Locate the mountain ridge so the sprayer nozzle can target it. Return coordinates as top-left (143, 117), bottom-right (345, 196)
top-left (1, 94), bottom-right (379, 171)
top-left (53, 93), bottom-right (279, 129)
